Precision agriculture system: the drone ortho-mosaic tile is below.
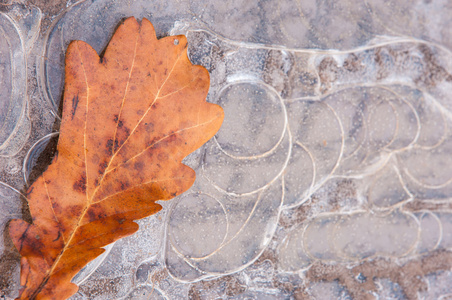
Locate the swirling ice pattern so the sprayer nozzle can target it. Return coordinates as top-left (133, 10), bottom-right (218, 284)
top-left (0, 1), bottom-right (450, 299)
top-left (4, 1), bottom-right (451, 296)
top-left (0, 7), bottom-right (39, 157)
top-left (165, 31), bottom-right (452, 279)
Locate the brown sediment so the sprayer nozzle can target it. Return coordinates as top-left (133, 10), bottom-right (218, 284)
top-left (305, 250), bottom-right (452, 300)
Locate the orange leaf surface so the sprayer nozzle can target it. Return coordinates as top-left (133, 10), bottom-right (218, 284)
top-left (8, 17), bottom-right (223, 300)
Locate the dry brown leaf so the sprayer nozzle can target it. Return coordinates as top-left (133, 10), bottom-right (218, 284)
top-left (8, 17), bottom-right (224, 299)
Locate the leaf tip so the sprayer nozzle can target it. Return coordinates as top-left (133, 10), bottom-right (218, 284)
top-left (122, 16), bottom-right (140, 27)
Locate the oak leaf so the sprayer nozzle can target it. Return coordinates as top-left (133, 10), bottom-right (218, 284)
top-left (8, 17), bottom-right (223, 299)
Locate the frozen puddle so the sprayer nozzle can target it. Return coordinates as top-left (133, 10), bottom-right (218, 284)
top-left (1, 0), bottom-right (452, 299)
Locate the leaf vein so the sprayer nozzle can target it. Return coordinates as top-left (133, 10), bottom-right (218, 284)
top-left (157, 76), bottom-right (197, 100)
top-left (111, 30), bottom-right (140, 159)
top-left (95, 176), bottom-right (188, 204)
top-left (106, 116), bottom-right (218, 174)
top-left (101, 49), bottom-right (186, 175)
top-left (75, 42), bottom-right (90, 203)
top-left (42, 175), bottom-right (61, 226)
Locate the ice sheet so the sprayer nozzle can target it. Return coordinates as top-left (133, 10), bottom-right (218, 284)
top-left (1, 0), bottom-right (452, 299)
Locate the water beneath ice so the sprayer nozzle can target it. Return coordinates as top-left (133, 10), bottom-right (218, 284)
top-left (1, 0), bottom-right (452, 299)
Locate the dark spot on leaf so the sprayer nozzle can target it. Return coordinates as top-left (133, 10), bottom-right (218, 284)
top-left (145, 122), bottom-right (154, 133)
top-left (52, 201), bottom-right (61, 213)
top-left (118, 120), bottom-right (123, 128)
top-left (122, 126), bottom-right (130, 137)
top-left (146, 136), bottom-right (160, 148)
top-left (106, 139), bottom-right (114, 154)
top-left (69, 205), bottom-right (83, 218)
top-left (120, 181), bottom-right (129, 190)
top-left (151, 102), bottom-right (160, 110)
top-left (87, 209), bottom-right (97, 222)
top-left (134, 161), bottom-right (144, 171)
top-left (158, 152), bottom-right (168, 161)
top-left (98, 161), bottom-right (108, 175)
top-left (52, 231), bottom-right (61, 242)
top-left (73, 176), bottom-right (86, 193)
top-left (71, 95), bottom-right (79, 120)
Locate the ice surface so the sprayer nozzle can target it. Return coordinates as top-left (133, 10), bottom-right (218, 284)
top-left (0, 6), bottom-right (39, 157)
top-left (1, 0), bottom-right (452, 299)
